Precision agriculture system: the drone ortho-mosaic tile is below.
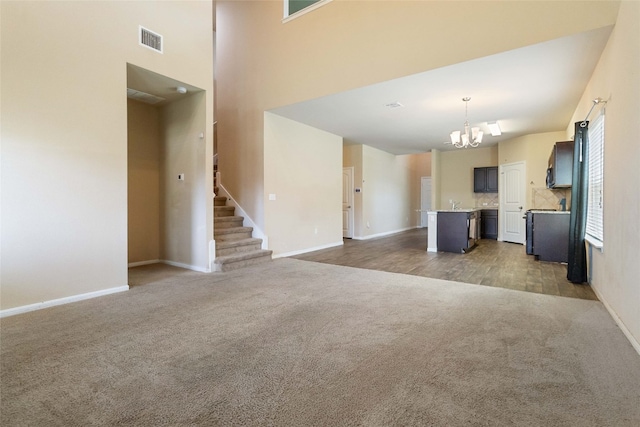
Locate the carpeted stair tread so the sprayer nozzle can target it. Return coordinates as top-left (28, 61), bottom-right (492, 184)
top-left (214, 206), bottom-right (235, 217)
top-left (212, 195), bottom-right (271, 270)
top-left (214, 249), bottom-right (272, 263)
top-left (213, 249), bottom-right (273, 271)
top-left (214, 215), bottom-right (244, 223)
top-left (216, 237), bottom-right (263, 249)
top-left (216, 237), bottom-right (264, 257)
top-left (214, 216), bottom-right (244, 230)
top-left (214, 226), bottom-right (253, 236)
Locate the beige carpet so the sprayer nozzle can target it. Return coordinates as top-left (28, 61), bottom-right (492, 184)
top-left (2, 259), bottom-right (639, 426)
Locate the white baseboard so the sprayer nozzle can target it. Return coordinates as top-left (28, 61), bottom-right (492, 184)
top-left (0, 286), bottom-right (129, 318)
top-left (161, 260), bottom-right (210, 273)
top-left (128, 259), bottom-right (160, 268)
top-left (353, 226), bottom-right (418, 241)
top-left (128, 259), bottom-right (210, 273)
top-left (590, 285), bottom-right (640, 356)
top-left (273, 241), bottom-right (344, 259)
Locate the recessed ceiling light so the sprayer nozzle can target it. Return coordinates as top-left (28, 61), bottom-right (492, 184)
top-left (384, 102), bottom-right (404, 109)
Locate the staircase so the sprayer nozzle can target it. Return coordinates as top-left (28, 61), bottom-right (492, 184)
top-left (213, 195), bottom-right (272, 272)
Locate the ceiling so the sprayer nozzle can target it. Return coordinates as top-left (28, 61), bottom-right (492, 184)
top-left (127, 64), bottom-right (203, 106)
top-left (269, 26), bottom-right (613, 155)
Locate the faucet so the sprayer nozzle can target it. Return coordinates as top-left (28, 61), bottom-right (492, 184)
top-left (451, 200), bottom-right (460, 210)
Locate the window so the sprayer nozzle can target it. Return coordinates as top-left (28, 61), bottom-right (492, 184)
top-left (288, 0), bottom-right (320, 15)
top-left (284, 0), bottom-right (331, 20)
top-left (586, 111), bottom-right (605, 247)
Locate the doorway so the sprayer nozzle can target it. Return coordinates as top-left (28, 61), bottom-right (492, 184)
top-left (126, 64), bottom-right (211, 271)
top-left (342, 167), bottom-right (354, 238)
top-left (420, 177), bottom-right (432, 227)
top-left (499, 161), bottom-right (526, 244)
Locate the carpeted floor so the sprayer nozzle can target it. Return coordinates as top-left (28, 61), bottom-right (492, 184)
top-left (1, 259), bottom-right (639, 426)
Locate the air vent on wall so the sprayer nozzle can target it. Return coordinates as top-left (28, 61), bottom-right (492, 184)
top-left (139, 26), bottom-right (163, 53)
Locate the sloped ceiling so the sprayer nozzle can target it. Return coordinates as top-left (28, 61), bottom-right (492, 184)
top-left (269, 26), bottom-right (612, 154)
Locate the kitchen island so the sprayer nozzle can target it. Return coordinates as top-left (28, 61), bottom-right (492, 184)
top-left (436, 209), bottom-right (480, 253)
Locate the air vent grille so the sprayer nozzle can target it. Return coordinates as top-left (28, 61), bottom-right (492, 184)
top-left (139, 26), bottom-right (163, 53)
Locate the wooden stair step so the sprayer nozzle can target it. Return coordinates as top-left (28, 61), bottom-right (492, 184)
top-left (213, 249), bottom-right (273, 272)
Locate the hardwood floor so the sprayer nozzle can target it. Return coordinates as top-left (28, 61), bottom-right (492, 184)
top-left (292, 228), bottom-right (597, 301)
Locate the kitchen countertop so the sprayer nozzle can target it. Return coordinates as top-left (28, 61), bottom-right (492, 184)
top-left (436, 208), bottom-right (481, 213)
top-left (529, 210), bottom-right (570, 214)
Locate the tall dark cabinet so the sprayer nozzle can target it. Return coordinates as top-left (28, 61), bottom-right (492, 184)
top-left (547, 141), bottom-right (574, 188)
top-left (474, 167), bottom-right (498, 193)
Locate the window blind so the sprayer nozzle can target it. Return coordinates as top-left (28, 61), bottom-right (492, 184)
top-left (586, 111), bottom-right (605, 246)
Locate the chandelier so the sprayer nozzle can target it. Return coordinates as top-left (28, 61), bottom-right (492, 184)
top-left (448, 97), bottom-right (483, 148)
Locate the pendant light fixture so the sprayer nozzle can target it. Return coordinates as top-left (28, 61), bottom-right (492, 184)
top-left (448, 97), bottom-right (483, 148)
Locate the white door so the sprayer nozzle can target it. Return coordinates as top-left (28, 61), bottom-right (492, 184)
top-left (342, 167), bottom-right (354, 238)
top-left (420, 177), bottom-right (432, 227)
top-left (499, 161), bottom-right (526, 244)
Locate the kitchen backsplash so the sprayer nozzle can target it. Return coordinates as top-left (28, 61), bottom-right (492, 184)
top-left (473, 188), bottom-right (571, 210)
top-left (474, 193), bottom-right (499, 207)
top-left (532, 187), bottom-right (571, 210)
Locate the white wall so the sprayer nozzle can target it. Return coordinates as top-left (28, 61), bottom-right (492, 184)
top-left (264, 112), bottom-right (343, 257)
top-left (344, 146), bottom-right (430, 238)
top-left (353, 146), bottom-right (426, 239)
top-left (161, 92), bottom-right (210, 271)
top-left (566, 1), bottom-right (640, 349)
top-left (439, 146), bottom-right (498, 209)
top-left (0, 1), bottom-right (214, 311)
top-left (216, 0), bottom-right (619, 254)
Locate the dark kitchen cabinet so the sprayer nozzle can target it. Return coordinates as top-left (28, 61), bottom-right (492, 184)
top-left (437, 211), bottom-right (479, 253)
top-left (480, 209), bottom-right (498, 240)
top-left (547, 141), bottom-right (574, 188)
top-left (474, 167), bottom-right (498, 193)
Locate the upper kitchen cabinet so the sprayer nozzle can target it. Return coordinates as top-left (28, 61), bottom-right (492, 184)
top-left (546, 141), bottom-right (574, 188)
top-left (474, 167), bottom-right (498, 193)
